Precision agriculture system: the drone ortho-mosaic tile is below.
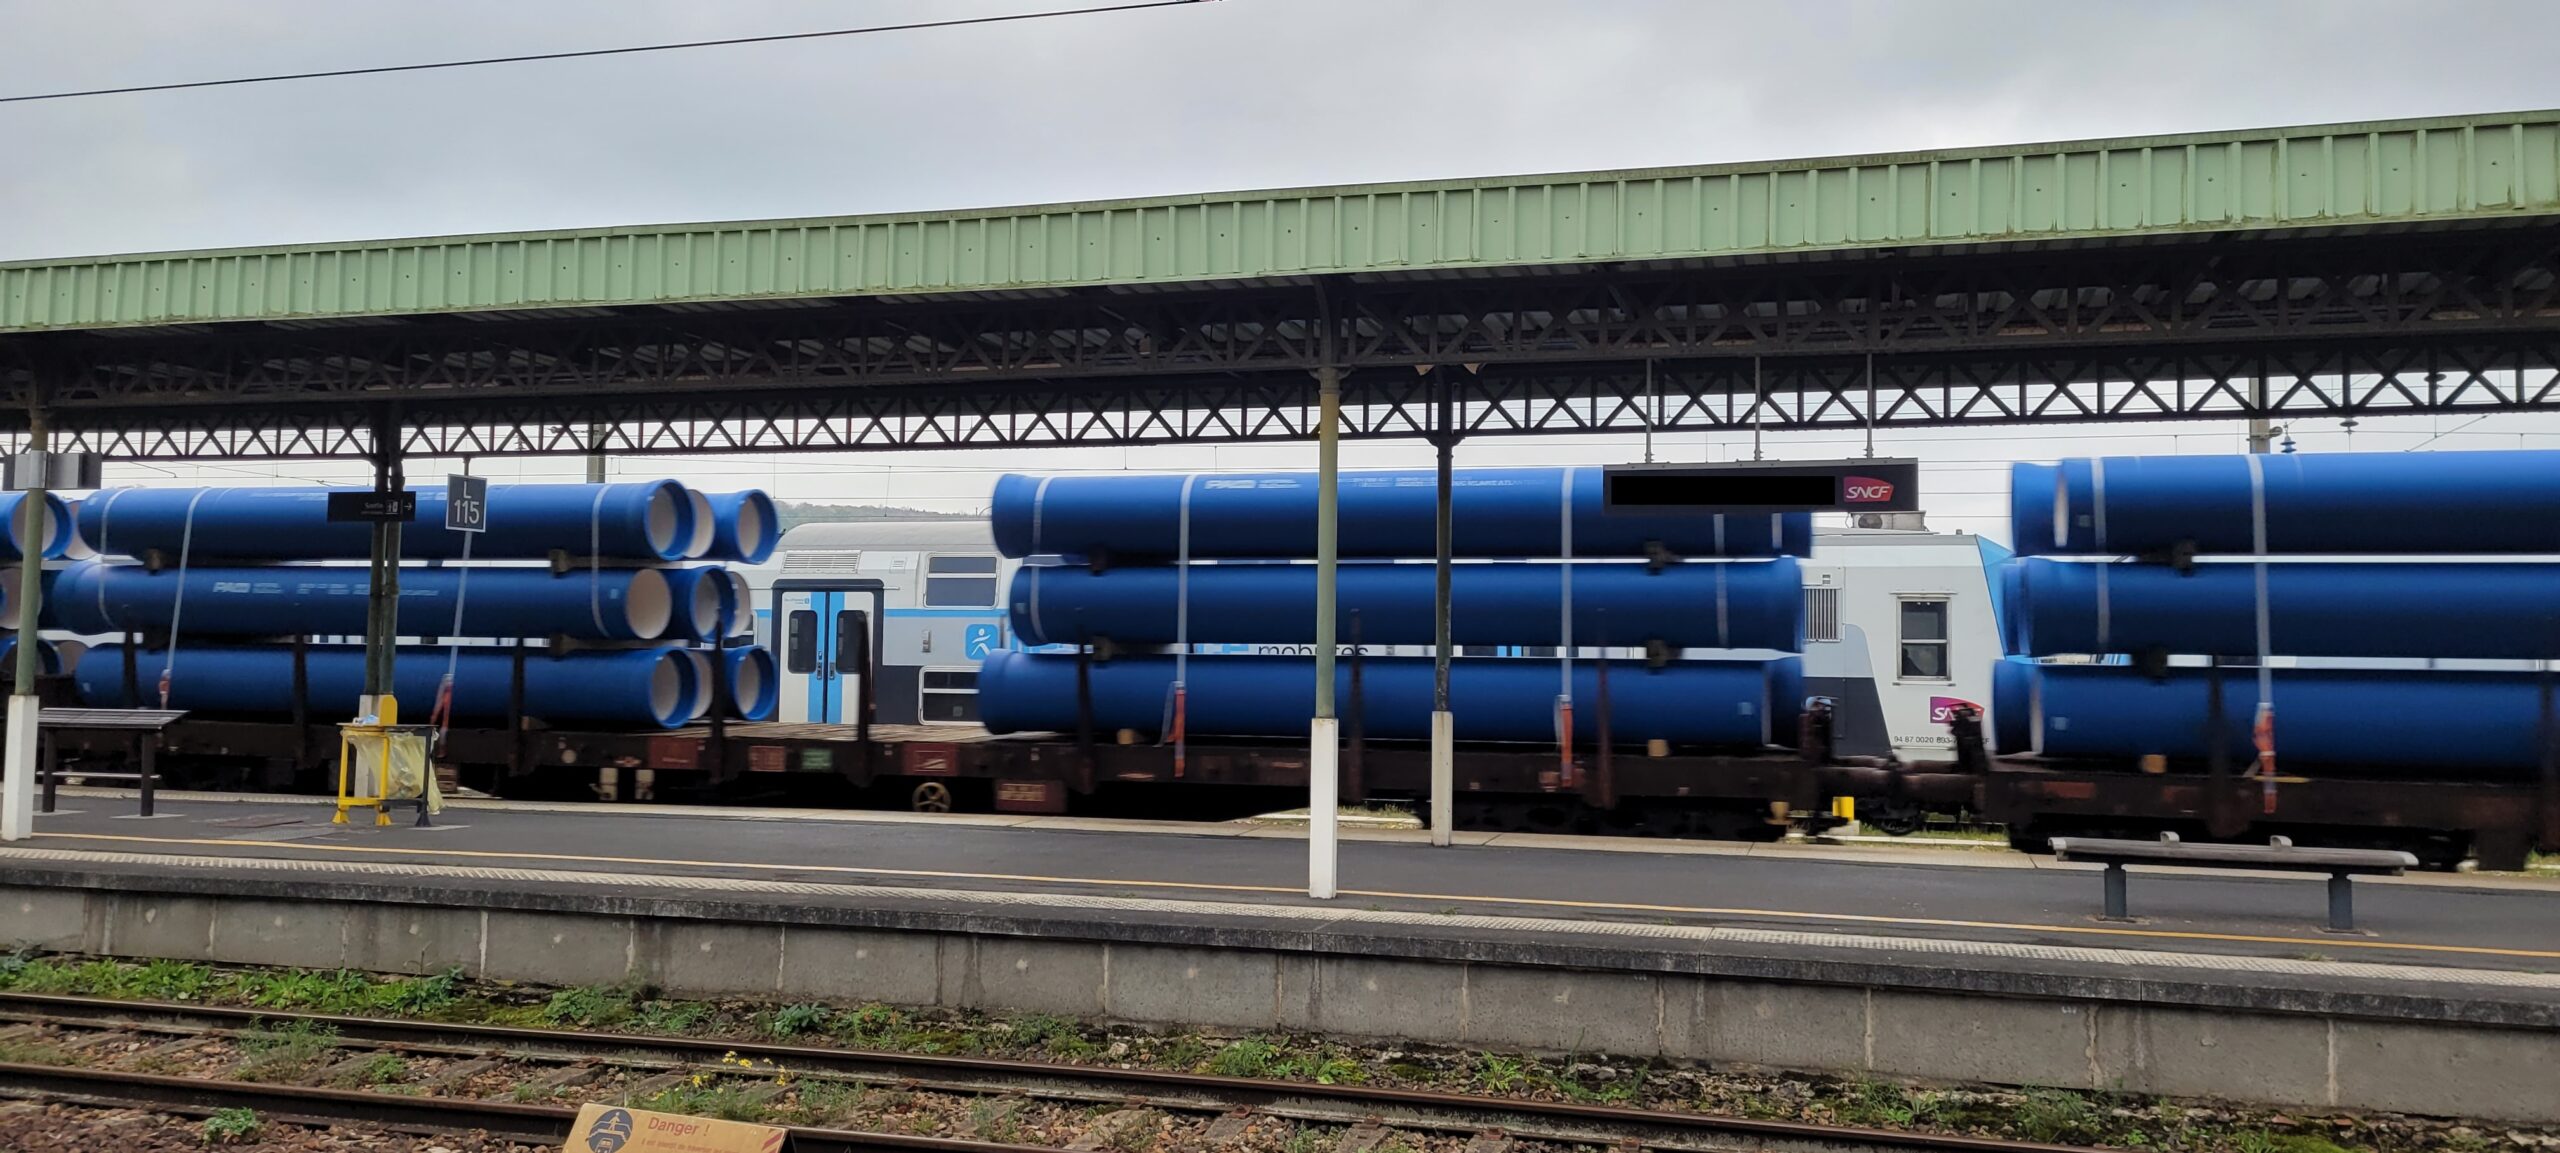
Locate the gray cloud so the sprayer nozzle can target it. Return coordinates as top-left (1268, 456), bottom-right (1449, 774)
top-left (6, 0), bottom-right (2558, 260)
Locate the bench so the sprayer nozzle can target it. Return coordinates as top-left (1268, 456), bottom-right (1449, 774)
top-left (35, 708), bottom-right (189, 817)
top-left (2048, 833), bottom-right (2417, 933)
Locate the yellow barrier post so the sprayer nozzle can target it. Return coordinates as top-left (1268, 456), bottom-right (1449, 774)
top-left (335, 693), bottom-right (397, 825)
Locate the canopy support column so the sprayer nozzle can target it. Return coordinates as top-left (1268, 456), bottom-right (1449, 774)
top-left (1430, 366), bottom-right (1458, 848)
top-left (360, 411), bottom-right (404, 721)
top-left (1, 391), bottom-right (47, 842)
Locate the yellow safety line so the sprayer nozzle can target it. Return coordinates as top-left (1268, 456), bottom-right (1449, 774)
top-left (32, 831), bottom-right (2560, 962)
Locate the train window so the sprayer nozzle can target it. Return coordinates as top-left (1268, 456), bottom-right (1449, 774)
top-left (784, 610), bottom-right (817, 674)
top-left (1899, 598), bottom-right (1950, 679)
top-left (925, 555), bottom-right (999, 607)
top-left (1803, 587), bottom-right (1841, 643)
top-left (920, 668), bottom-right (981, 725)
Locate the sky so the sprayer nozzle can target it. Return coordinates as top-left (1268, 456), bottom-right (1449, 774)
top-left (5, 0), bottom-right (2559, 545)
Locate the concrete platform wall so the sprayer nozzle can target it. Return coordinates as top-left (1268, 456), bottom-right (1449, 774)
top-left (8, 884), bottom-right (2555, 1122)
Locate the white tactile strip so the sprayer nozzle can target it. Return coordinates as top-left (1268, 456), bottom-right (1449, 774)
top-left (5, 845), bottom-right (2557, 992)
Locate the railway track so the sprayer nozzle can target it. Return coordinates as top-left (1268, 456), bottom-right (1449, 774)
top-left (0, 991), bottom-right (2086, 1153)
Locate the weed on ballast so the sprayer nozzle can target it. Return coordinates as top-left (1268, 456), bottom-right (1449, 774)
top-left (233, 1019), bottom-right (338, 1082)
top-left (543, 983), bottom-right (639, 1028)
top-left (1205, 1036), bottom-right (1278, 1078)
top-left (333, 1051), bottom-right (407, 1088)
top-left (765, 1002), bottom-right (830, 1038)
top-left (200, 1107), bottom-right (261, 1144)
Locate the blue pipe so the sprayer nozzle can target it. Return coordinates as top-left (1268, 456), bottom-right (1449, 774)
top-left (79, 481), bottom-right (699, 562)
top-left (75, 643), bottom-right (699, 728)
top-left (1010, 558), bottom-right (1803, 650)
top-left (707, 490), bottom-right (779, 564)
top-left (2012, 558), bottom-right (2560, 659)
top-left (0, 492), bottom-right (73, 560)
top-left (2006, 463), bottom-right (2059, 556)
top-left (2020, 451), bottom-right (2560, 556)
top-left (49, 560), bottom-right (680, 641)
top-left (661, 566), bottom-right (733, 642)
top-left (978, 651), bottom-right (1801, 746)
top-left (724, 645), bottom-right (778, 720)
top-left (1990, 658), bottom-right (2551, 774)
top-left (992, 468), bottom-right (1811, 560)
top-left (0, 638), bottom-right (61, 677)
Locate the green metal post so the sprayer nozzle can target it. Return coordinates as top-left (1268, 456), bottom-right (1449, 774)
top-left (1309, 357), bottom-right (1342, 899)
top-left (2, 404), bottom-right (46, 842)
top-left (362, 418), bottom-right (403, 718)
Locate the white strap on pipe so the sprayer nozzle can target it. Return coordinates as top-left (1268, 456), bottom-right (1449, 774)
top-left (1768, 512), bottom-right (1782, 553)
top-left (2090, 457), bottom-right (2110, 554)
top-left (587, 486), bottom-right (608, 637)
top-left (158, 488), bottom-right (210, 702)
top-left (1712, 514), bottom-right (1726, 557)
top-left (1714, 562), bottom-right (1730, 648)
top-left (1030, 475), bottom-right (1056, 556)
top-left (2246, 454), bottom-right (2274, 706)
top-left (442, 526), bottom-right (475, 687)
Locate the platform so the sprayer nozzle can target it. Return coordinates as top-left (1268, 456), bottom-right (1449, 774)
top-left (8, 788), bottom-right (2559, 972)
top-left (8, 790), bottom-right (2560, 1120)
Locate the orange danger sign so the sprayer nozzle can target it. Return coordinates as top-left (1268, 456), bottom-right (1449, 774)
top-left (564, 1103), bottom-right (791, 1153)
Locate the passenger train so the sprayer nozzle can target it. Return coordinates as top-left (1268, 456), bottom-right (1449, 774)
top-left (735, 515), bottom-right (2012, 760)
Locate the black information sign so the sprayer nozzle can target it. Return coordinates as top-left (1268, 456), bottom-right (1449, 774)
top-left (325, 490), bottom-right (418, 523)
top-left (1602, 458), bottom-right (1921, 514)
top-left (446, 474), bottom-right (488, 533)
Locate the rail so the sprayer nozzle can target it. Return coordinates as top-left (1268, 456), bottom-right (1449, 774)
top-left (0, 990), bottom-right (2092, 1153)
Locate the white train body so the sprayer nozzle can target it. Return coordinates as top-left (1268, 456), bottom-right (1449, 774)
top-left (742, 518), bottom-right (2010, 754)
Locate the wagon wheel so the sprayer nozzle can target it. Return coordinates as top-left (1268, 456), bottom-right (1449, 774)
top-left (910, 781), bottom-right (954, 814)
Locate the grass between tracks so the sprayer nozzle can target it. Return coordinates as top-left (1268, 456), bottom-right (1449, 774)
top-left (0, 951), bottom-right (2541, 1153)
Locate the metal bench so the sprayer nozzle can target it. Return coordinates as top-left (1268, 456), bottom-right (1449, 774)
top-left (35, 708), bottom-right (189, 817)
top-left (2048, 833), bottom-right (2417, 933)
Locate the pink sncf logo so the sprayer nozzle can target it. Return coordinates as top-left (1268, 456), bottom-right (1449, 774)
top-left (1929, 696), bottom-right (1981, 724)
top-left (1844, 476), bottom-right (1895, 503)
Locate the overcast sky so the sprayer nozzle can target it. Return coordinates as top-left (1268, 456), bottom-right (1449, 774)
top-left (6, 0), bottom-right (2559, 542)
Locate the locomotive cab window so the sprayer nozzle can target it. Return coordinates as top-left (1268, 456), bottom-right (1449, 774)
top-left (1898, 597), bottom-right (1950, 680)
top-left (925, 554), bottom-right (999, 608)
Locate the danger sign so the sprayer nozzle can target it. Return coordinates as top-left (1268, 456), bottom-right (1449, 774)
top-left (564, 1103), bottom-right (790, 1153)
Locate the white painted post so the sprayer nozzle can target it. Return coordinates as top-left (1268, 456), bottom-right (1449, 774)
top-left (1428, 709), bottom-right (1453, 847)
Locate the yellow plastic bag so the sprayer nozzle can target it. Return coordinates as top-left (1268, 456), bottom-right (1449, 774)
top-left (349, 728), bottom-right (443, 815)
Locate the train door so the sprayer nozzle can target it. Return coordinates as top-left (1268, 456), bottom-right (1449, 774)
top-left (776, 584), bottom-right (883, 724)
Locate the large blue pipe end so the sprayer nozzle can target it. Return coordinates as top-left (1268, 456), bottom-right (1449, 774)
top-left (0, 492), bottom-right (73, 561)
top-left (708, 490), bottom-right (779, 565)
top-left (1991, 657), bottom-right (2037, 755)
top-left (724, 645), bottom-right (778, 720)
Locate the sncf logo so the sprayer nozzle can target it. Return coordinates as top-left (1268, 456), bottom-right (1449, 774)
top-left (1843, 476), bottom-right (1895, 503)
top-left (1928, 696), bottom-right (1981, 724)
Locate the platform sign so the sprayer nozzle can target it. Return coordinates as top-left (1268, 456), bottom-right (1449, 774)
top-left (1601, 458), bottom-right (1920, 514)
top-left (563, 1102), bottom-right (790, 1152)
top-left (324, 490), bottom-right (418, 523)
top-left (445, 474), bottom-right (488, 534)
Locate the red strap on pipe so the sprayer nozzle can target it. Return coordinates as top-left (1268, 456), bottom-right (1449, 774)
top-left (1170, 685), bottom-right (1186, 779)
top-left (155, 669), bottom-right (171, 711)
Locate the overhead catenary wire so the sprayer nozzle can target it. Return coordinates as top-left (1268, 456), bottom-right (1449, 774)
top-left (0, 1), bottom-right (1214, 105)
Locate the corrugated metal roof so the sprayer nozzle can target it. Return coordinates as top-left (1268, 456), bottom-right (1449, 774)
top-left (6, 110), bottom-right (2557, 335)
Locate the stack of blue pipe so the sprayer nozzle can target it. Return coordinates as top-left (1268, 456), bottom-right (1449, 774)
top-left (980, 467), bottom-right (1812, 750)
top-left (1995, 450), bottom-right (2560, 775)
top-left (65, 481), bottom-right (784, 728)
top-left (0, 491), bottom-right (78, 676)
